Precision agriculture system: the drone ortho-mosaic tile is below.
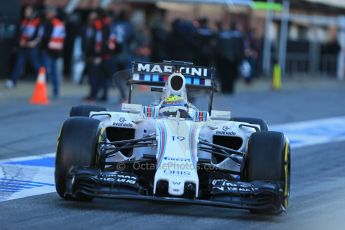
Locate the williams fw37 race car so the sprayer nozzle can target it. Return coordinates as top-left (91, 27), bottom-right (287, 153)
top-left (55, 61), bottom-right (290, 214)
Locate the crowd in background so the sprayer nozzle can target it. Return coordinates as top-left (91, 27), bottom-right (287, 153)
top-left (5, 4), bottom-right (264, 102)
top-left (5, 5), bottom-right (65, 98)
top-left (151, 17), bottom-right (260, 94)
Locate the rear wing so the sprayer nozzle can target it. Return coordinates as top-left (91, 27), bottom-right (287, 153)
top-left (130, 61), bottom-right (216, 90)
top-left (128, 61), bottom-right (216, 113)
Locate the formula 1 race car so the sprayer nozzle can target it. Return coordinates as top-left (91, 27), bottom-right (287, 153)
top-left (55, 61), bottom-right (290, 214)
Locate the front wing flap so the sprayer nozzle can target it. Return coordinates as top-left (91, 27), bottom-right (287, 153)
top-left (66, 167), bottom-right (283, 211)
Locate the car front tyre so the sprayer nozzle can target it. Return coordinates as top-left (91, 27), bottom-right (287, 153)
top-left (55, 117), bottom-right (101, 201)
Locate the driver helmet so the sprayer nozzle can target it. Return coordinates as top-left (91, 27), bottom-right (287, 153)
top-left (159, 95), bottom-right (189, 118)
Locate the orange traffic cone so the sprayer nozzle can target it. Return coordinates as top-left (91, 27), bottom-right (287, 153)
top-left (30, 67), bottom-right (49, 105)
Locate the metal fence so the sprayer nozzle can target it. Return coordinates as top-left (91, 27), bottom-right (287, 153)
top-left (285, 53), bottom-right (338, 77)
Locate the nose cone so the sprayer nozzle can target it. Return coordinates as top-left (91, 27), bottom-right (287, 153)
top-left (154, 120), bottom-right (200, 197)
top-left (168, 179), bottom-right (185, 196)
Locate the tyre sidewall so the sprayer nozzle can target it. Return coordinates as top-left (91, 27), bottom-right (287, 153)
top-left (70, 105), bottom-right (107, 117)
top-left (55, 117), bottom-right (101, 198)
top-left (245, 131), bottom-right (290, 213)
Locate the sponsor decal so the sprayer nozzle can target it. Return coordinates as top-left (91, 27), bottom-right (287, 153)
top-left (214, 126), bottom-right (236, 136)
top-left (113, 117), bottom-right (133, 128)
top-left (172, 181), bottom-right (181, 185)
top-left (101, 177), bottom-right (136, 185)
top-left (113, 122), bottom-right (133, 128)
top-left (163, 157), bottom-right (191, 162)
top-left (215, 130), bottom-right (236, 136)
top-left (135, 63), bottom-right (209, 77)
top-left (222, 126), bottom-right (230, 131)
top-left (101, 173), bottom-right (137, 185)
top-left (103, 173), bottom-right (136, 180)
top-left (212, 179), bottom-right (257, 193)
top-left (163, 170), bottom-right (191, 176)
top-left (115, 178), bottom-right (136, 185)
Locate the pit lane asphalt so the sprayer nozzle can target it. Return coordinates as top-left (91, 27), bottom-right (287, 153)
top-left (0, 78), bottom-right (345, 229)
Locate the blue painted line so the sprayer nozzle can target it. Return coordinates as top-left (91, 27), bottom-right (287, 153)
top-left (0, 187), bottom-right (22, 190)
top-left (271, 116), bottom-right (345, 148)
top-left (1, 181), bottom-right (53, 187)
top-left (0, 184), bottom-right (42, 189)
top-left (0, 181), bottom-right (49, 187)
top-left (0, 188), bottom-right (21, 192)
top-left (0, 178), bottom-right (54, 186)
top-left (2, 157), bottom-right (55, 168)
top-left (0, 178), bottom-right (54, 195)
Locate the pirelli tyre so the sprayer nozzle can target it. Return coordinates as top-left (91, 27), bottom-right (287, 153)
top-left (230, 117), bottom-right (268, 132)
top-left (244, 131), bottom-right (290, 214)
top-left (70, 105), bottom-right (108, 117)
top-left (55, 117), bottom-right (101, 201)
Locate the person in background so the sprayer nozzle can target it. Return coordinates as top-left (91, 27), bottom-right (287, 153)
top-left (6, 5), bottom-right (43, 89)
top-left (98, 10), bottom-right (124, 102)
top-left (82, 11), bottom-right (98, 93)
top-left (112, 9), bottom-right (134, 71)
top-left (150, 9), bottom-right (168, 62)
top-left (195, 17), bottom-right (214, 67)
top-left (216, 20), bottom-right (244, 94)
top-left (133, 25), bottom-right (151, 62)
top-left (83, 11), bottom-right (103, 102)
top-left (84, 10), bottom-right (124, 103)
top-left (243, 29), bottom-right (259, 84)
top-left (166, 19), bottom-right (197, 63)
top-left (41, 6), bottom-right (65, 98)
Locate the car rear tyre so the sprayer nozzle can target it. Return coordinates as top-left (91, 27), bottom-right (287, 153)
top-left (70, 105), bottom-right (107, 117)
top-left (231, 117), bottom-right (268, 131)
top-left (55, 117), bottom-right (101, 201)
top-left (244, 131), bottom-right (290, 214)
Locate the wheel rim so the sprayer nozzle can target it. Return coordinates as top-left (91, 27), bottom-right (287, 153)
top-left (283, 141), bottom-right (291, 208)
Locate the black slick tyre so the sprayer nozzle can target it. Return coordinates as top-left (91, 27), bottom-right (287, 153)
top-left (231, 117), bottom-right (269, 131)
top-left (245, 131), bottom-right (290, 214)
top-left (55, 117), bottom-right (101, 200)
top-left (70, 105), bottom-right (107, 117)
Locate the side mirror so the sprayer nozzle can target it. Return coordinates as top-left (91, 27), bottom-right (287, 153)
top-left (150, 86), bottom-right (164, 92)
